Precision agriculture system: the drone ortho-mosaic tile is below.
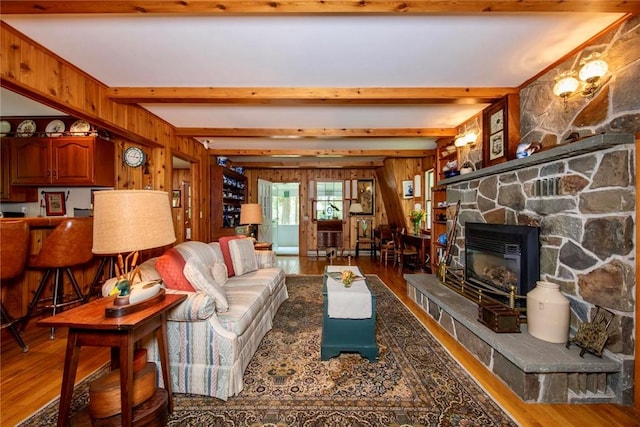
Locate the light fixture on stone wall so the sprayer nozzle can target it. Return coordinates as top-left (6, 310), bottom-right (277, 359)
top-left (454, 128), bottom-right (479, 148)
top-left (553, 52), bottom-right (609, 108)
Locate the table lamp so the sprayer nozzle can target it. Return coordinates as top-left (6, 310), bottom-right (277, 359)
top-left (240, 203), bottom-right (263, 240)
top-left (349, 203), bottom-right (363, 216)
top-left (92, 190), bottom-right (176, 289)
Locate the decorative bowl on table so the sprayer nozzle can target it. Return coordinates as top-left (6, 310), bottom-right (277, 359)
top-left (326, 270), bottom-right (364, 288)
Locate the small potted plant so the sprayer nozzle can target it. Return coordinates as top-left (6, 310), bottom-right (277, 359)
top-left (409, 209), bottom-right (426, 235)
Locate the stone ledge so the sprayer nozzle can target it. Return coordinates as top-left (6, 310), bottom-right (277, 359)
top-left (404, 273), bottom-right (621, 374)
top-left (439, 133), bottom-right (634, 186)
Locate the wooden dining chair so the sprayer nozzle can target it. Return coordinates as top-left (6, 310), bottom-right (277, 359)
top-left (379, 232), bottom-right (396, 266)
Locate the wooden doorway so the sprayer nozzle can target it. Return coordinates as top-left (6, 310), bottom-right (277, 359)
top-left (171, 154), bottom-right (198, 243)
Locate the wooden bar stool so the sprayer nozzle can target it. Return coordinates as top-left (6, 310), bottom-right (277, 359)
top-left (21, 218), bottom-right (94, 338)
top-left (0, 220), bottom-right (30, 352)
top-left (83, 255), bottom-right (115, 303)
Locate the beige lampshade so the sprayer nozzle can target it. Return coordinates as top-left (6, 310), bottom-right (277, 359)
top-left (92, 190), bottom-right (176, 254)
top-left (579, 56), bottom-right (608, 83)
top-left (349, 203), bottom-right (363, 214)
top-left (553, 74), bottom-right (579, 98)
top-left (240, 203), bottom-right (263, 225)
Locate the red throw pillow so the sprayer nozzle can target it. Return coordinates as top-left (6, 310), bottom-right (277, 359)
top-left (218, 235), bottom-right (246, 277)
top-left (155, 248), bottom-right (195, 291)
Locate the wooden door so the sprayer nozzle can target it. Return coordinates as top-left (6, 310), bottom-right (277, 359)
top-left (51, 137), bottom-right (94, 184)
top-left (258, 178), bottom-right (273, 243)
top-left (10, 138), bottom-right (51, 185)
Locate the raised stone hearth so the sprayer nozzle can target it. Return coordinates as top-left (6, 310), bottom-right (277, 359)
top-left (430, 133), bottom-right (635, 405)
top-left (406, 274), bottom-right (623, 404)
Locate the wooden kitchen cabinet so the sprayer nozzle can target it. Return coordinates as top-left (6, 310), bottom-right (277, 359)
top-left (1, 140), bottom-right (38, 202)
top-left (9, 136), bottom-right (115, 186)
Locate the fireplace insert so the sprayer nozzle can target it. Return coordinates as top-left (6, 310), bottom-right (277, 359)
top-left (464, 222), bottom-right (540, 308)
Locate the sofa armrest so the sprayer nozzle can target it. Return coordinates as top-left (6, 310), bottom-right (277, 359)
top-left (167, 291), bottom-right (216, 321)
top-left (255, 250), bottom-right (276, 268)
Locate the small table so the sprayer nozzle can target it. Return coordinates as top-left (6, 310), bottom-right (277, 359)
top-left (321, 266), bottom-right (377, 362)
top-left (254, 241), bottom-right (273, 250)
top-left (401, 232), bottom-right (432, 271)
top-left (37, 293), bottom-right (186, 427)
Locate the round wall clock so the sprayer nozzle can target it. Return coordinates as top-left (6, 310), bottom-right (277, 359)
top-left (123, 146), bottom-right (146, 167)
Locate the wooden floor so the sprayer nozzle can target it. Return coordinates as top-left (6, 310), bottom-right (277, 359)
top-left (2, 255), bottom-right (639, 426)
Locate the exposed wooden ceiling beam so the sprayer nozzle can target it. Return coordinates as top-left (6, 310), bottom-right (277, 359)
top-left (177, 127), bottom-right (455, 138)
top-left (233, 159), bottom-right (385, 169)
top-left (108, 87), bottom-right (515, 105)
top-left (208, 149), bottom-right (428, 157)
top-left (2, 1), bottom-right (638, 14)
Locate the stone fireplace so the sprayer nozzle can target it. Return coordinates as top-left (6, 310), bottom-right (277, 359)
top-left (406, 133), bottom-right (635, 405)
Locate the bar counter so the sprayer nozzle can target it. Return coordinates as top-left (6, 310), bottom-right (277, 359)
top-left (0, 217), bottom-right (103, 336)
top-left (1, 216), bottom-right (70, 227)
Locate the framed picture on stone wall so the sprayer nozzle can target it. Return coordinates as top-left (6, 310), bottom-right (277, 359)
top-left (483, 100), bottom-right (507, 166)
top-left (482, 94), bottom-right (520, 167)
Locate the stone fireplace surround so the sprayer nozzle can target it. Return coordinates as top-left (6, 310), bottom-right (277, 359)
top-left (406, 133), bottom-right (635, 405)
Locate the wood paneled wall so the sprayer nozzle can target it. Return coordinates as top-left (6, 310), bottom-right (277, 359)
top-left (243, 168), bottom-right (376, 255)
top-left (1, 23), bottom-right (212, 242)
top-left (242, 159), bottom-right (428, 255)
top-left (0, 23), bottom-right (213, 329)
top-left (0, 22), bottom-right (430, 327)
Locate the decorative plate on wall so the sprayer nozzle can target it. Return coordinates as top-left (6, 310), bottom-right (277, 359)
top-left (70, 119), bottom-right (91, 135)
top-left (45, 119), bottom-right (66, 137)
top-left (0, 120), bottom-right (10, 137)
top-left (16, 119), bottom-right (36, 137)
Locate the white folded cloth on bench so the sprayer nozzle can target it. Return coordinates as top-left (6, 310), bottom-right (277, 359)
top-left (326, 265), bottom-right (372, 319)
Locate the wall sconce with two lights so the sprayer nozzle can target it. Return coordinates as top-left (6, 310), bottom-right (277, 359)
top-left (553, 52), bottom-right (609, 109)
top-left (454, 131), bottom-right (478, 148)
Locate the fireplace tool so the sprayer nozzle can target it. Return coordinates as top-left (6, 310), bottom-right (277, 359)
top-left (436, 200), bottom-right (461, 281)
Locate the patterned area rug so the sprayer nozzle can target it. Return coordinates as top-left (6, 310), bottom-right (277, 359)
top-left (21, 275), bottom-right (516, 426)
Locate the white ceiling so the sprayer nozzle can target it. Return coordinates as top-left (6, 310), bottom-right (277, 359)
top-left (0, 11), bottom-right (625, 163)
top-left (0, 88), bottom-right (65, 117)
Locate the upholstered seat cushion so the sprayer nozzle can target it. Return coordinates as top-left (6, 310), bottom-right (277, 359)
top-left (216, 284), bottom-right (270, 336)
top-left (225, 267), bottom-right (285, 296)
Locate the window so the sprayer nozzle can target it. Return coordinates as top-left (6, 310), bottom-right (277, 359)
top-left (315, 181), bottom-right (344, 220)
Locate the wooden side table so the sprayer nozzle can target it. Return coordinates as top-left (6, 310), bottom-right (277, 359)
top-left (37, 293), bottom-right (186, 427)
top-left (254, 241), bottom-right (273, 250)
